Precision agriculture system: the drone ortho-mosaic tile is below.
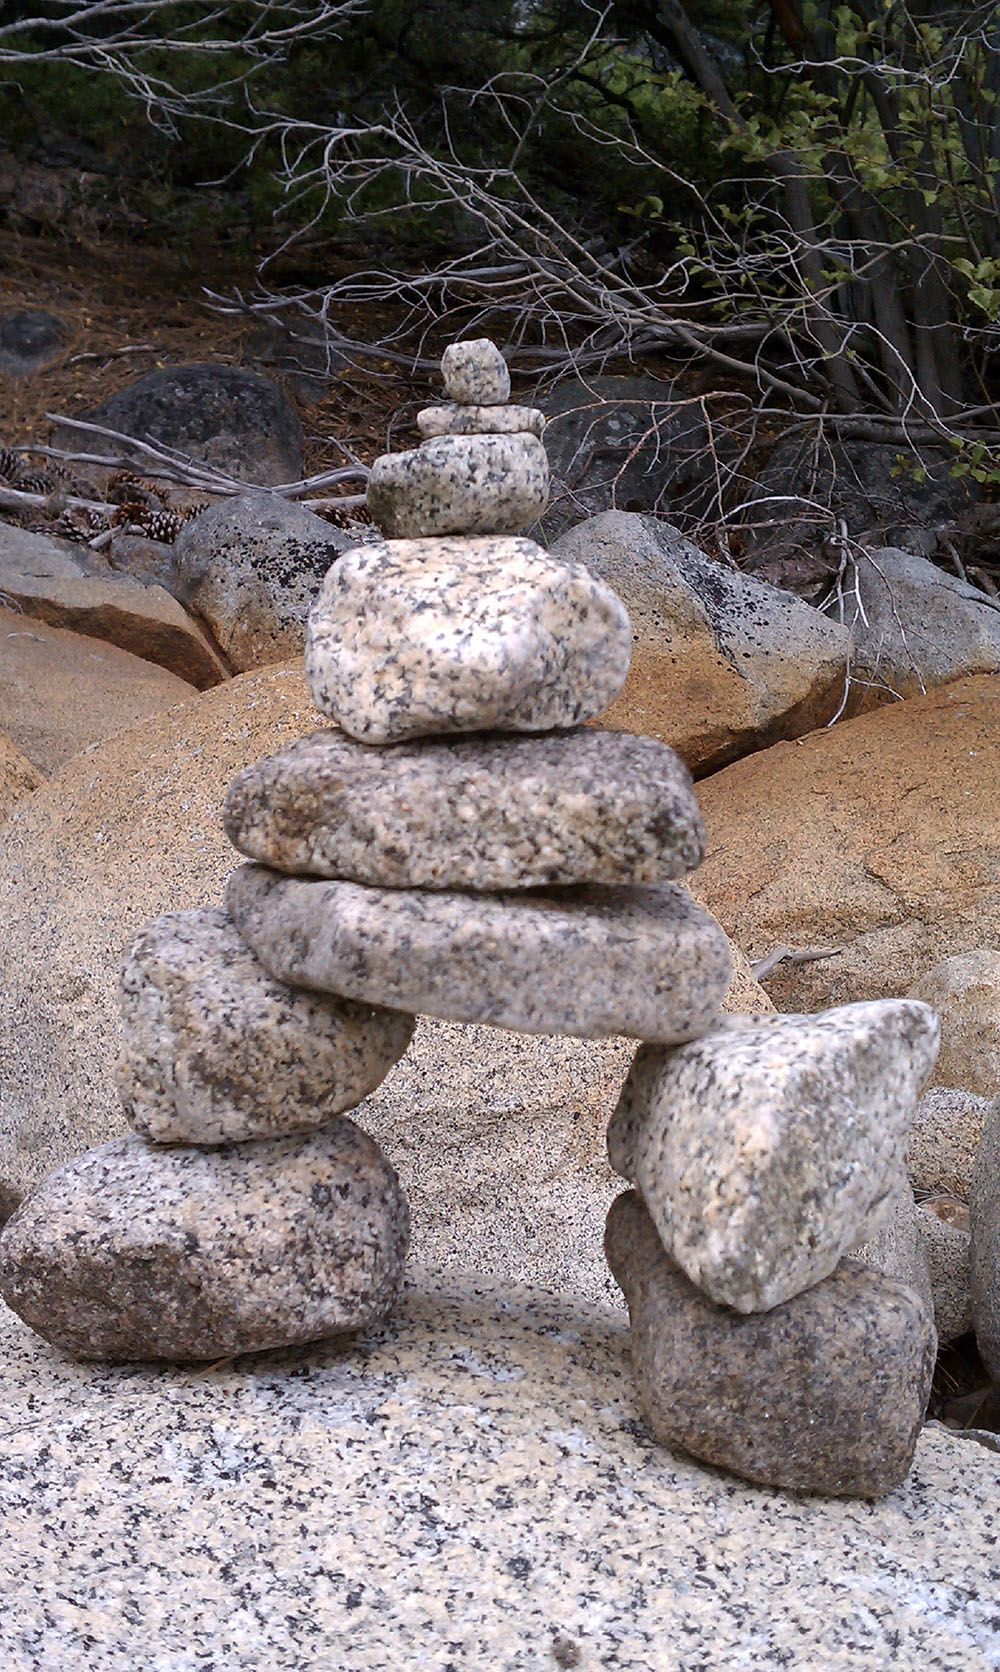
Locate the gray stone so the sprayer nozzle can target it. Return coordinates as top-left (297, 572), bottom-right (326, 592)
top-left (828, 548), bottom-right (1000, 716)
top-left (117, 907), bottom-right (414, 1145)
top-left (304, 535), bottom-right (631, 744)
top-left (605, 1190), bottom-right (937, 1498)
top-left (0, 1123), bottom-right (409, 1362)
top-left (172, 490), bottom-right (352, 672)
top-left (918, 1200), bottom-right (972, 1344)
top-left (226, 865), bottom-right (733, 1043)
top-left (907, 1086), bottom-right (991, 1199)
top-left (607, 1001), bottom-right (940, 1312)
top-left (223, 727), bottom-right (706, 890)
top-left (51, 363), bottom-right (304, 488)
top-left (440, 338), bottom-right (510, 404)
top-left (2, 1277), bottom-right (996, 1671)
top-left (907, 950), bottom-right (1000, 1099)
top-left (551, 512), bottom-right (850, 774)
top-left (0, 308), bottom-right (67, 376)
top-left (416, 403), bottom-right (545, 437)
top-left (366, 433), bottom-right (549, 538)
top-left (851, 1178), bottom-right (934, 1321)
top-left (970, 1093), bottom-right (1000, 1382)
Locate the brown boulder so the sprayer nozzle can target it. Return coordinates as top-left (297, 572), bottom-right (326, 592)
top-left (693, 675), bottom-right (1000, 1011)
top-left (0, 606), bottom-right (197, 774)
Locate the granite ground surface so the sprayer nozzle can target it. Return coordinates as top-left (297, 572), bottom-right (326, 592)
top-left (1, 1269), bottom-right (998, 1672)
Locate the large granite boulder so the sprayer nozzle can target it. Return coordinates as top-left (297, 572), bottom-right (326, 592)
top-left (694, 675), bottom-right (1000, 1011)
top-left (552, 513), bottom-right (850, 774)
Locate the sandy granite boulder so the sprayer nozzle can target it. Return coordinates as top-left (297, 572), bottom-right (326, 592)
top-left (0, 604), bottom-right (197, 774)
top-left (607, 1001), bottom-right (939, 1311)
top-left (918, 1198), bottom-right (972, 1343)
top-left (694, 675), bottom-right (1000, 1010)
top-left (907, 951), bottom-right (1000, 1099)
top-left (551, 512), bottom-right (850, 774)
top-left (366, 433), bottom-right (550, 538)
top-left (605, 1190), bottom-right (936, 1497)
top-left (969, 1093), bottom-right (1000, 1383)
top-left (0, 730), bottom-right (41, 822)
top-left (0, 523), bottom-right (227, 687)
top-left (117, 908), bottom-right (414, 1145)
top-left (305, 536), bottom-right (631, 743)
top-left (851, 1177), bottom-right (934, 1321)
top-left (227, 865), bottom-right (733, 1043)
top-left (440, 337), bottom-right (510, 404)
top-left (416, 403), bottom-right (545, 437)
top-left (826, 546), bottom-right (1000, 714)
top-left (2, 1274), bottom-right (995, 1670)
top-left (907, 1086), bottom-right (991, 1199)
top-left (223, 727), bottom-right (706, 890)
top-left (0, 1122), bottom-right (408, 1361)
top-left (172, 491), bottom-right (352, 672)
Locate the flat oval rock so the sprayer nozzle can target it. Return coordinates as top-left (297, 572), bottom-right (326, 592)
top-left (117, 907), bottom-right (414, 1144)
top-left (608, 1001), bottom-right (941, 1312)
top-left (226, 864), bottom-right (732, 1042)
top-left (441, 338), bottom-right (510, 404)
top-left (416, 403), bottom-right (545, 438)
top-left (366, 433), bottom-right (549, 538)
top-left (605, 1190), bottom-right (936, 1498)
top-left (305, 536), bottom-right (631, 743)
top-left (223, 728), bottom-right (706, 890)
top-left (0, 1122), bottom-right (409, 1362)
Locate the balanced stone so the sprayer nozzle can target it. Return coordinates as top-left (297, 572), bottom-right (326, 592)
top-left (224, 728), bottom-right (706, 891)
top-left (305, 536), bottom-right (631, 744)
top-left (365, 433), bottom-right (549, 538)
top-left (605, 1190), bottom-right (936, 1498)
top-left (0, 1122), bottom-right (409, 1362)
top-left (441, 338), bottom-right (510, 404)
top-left (416, 403), bottom-right (545, 438)
top-left (117, 907), bottom-right (415, 1145)
top-left (607, 1001), bottom-right (940, 1312)
top-left (226, 864), bottom-right (733, 1042)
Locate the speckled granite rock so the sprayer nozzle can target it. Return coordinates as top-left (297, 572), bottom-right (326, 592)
top-left (605, 1190), bottom-right (936, 1497)
top-left (907, 950), bottom-right (1000, 1099)
top-left (918, 1198), bottom-right (972, 1343)
top-left (365, 433), bottom-right (550, 538)
top-left (117, 907), bottom-right (414, 1145)
top-left (227, 865), bottom-right (732, 1042)
top-left (969, 1093), bottom-right (1000, 1382)
top-left (907, 1086), bottom-right (990, 1199)
top-left (305, 536), bottom-right (631, 744)
top-left (851, 1177), bottom-right (934, 1321)
top-left (2, 1275), bottom-right (996, 1672)
top-left (0, 1123), bottom-right (409, 1362)
top-left (224, 728), bottom-right (705, 890)
top-left (607, 1001), bottom-right (940, 1312)
top-left (416, 403), bottom-right (545, 437)
top-left (441, 337), bottom-right (510, 404)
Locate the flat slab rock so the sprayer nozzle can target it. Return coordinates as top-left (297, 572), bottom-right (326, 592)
top-left (366, 432), bottom-right (550, 539)
top-left (226, 864), bottom-right (733, 1043)
top-left (117, 907), bottom-right (414, 1145)
top-left (0, 1122), bottom-right (409, 1362)
top-left (416, 403), bottom-right (545, 438)
top-left (605, 1190), bottom-right (936, 1498)
top-left (305, 535), bottom-right (631, 744)
top-left (223, 727), bottom-right (706, 890)
top-left (608, 1000), bottom-right (940, 1311)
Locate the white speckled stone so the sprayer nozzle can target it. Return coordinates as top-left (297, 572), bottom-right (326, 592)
top-left (441, 337), bottom-right (510, 404)
top-left (607, 1001), bottom-right (940, 1312)
top-left (0, 1123), bottom-right (409, 1361)
top-left (223, 728), bottom-right (706, 890)
top-left (305, 536), bottom-right (631, 744)
top-left (416, 403), bottom-right (545, 437)
top-left (605, 1190), bottom-right (937, 1498)
top-left (365, 433), bottom-right (550, 538)
top-left (226, 865), bottom-right (733, 1043)
top-left (1, 1274), bottom-right (996, 1672)
top-left (970, 1093), bottom-right (1000, 1382)
top-left (116, 908), bottom-right (414, 1145)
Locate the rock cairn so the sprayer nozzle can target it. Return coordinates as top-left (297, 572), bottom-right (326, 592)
top-left (0, 338), bottom-right (944, 1499)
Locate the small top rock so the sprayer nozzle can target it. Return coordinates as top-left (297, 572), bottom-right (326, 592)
top-left (441, 339), bottom-right (510, 406)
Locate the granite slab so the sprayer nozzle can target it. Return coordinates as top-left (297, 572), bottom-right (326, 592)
top-left (365, 433), bottom-right (550, 538)
top-left (416, 402), bottom-right (545, 437)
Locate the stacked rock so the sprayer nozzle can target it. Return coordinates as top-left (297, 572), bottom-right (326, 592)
top-left (604, 1003), bottom-right (942, 1496)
